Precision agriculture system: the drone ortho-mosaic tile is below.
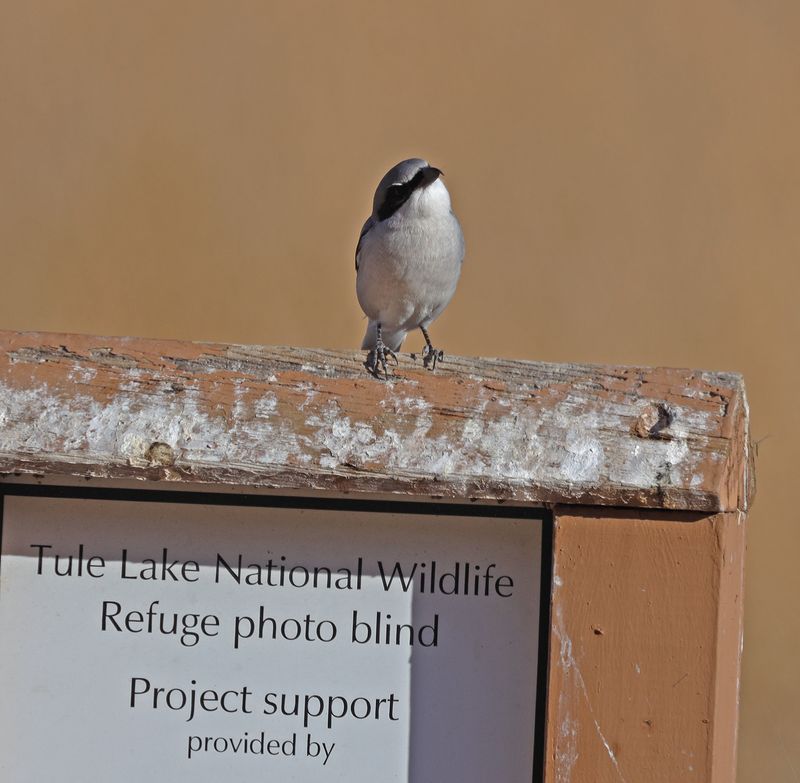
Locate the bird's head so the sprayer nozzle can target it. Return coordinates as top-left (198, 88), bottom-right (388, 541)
top-left (372, 158), bottom-right (448, 222)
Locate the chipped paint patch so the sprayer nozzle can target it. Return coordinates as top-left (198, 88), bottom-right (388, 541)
top-left (253, 392), bottom-right (278, 417)
top-left (561, 427), bottom-right (604, 483)
top-left (67, 364), bottom-right (97, 384)
top-left (609, 438), bottom-right (690, 488)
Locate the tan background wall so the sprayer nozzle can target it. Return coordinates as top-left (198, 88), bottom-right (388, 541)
top-left (1, 2), bottom-right (796, 777)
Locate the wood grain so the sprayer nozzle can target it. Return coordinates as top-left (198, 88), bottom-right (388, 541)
top-left (0, 331), bottom-right (751, 512)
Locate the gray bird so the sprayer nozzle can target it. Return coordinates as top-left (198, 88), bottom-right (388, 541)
top-left (355, 158), bottom-right (464, 378)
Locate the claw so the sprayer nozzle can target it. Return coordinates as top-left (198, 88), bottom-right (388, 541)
top-left (422, 344), bottom-right (444, 370)
top-left (365, 322), bottom-right (399, 379)
top-left (365, 342), bottom-right (397, 380)
top-left (419, 326), bottom-right (444, 371)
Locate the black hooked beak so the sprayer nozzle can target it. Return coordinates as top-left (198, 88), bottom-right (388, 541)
top-left (420, 166), bottom-right (443, 186)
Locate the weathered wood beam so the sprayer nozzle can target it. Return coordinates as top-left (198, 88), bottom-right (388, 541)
top-left (0, 331), bottom-right (752, 512)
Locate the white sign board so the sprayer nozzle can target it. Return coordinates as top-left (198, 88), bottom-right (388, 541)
top-left (0, 490), bottom-right (545, 781)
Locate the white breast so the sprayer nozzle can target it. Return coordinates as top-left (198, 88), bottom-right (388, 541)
top-left (356, 180), bottom-right (464, 335)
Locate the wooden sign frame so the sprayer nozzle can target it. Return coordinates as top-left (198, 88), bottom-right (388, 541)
top-left (0, 331), bottom-right (753, 782)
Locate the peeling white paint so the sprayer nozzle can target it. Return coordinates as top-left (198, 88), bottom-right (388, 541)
top-left (593, 718), bottom-right (626, 783)
top-left (0, 366), bottom-right (724, 502)
top-left (253, 393), bottom-right (278, 417)
top-left (392, 396), bottom-right (431, 413)
top-left (297, 383), bottom-right (318, 411)
top-left (118, 368), bottom-right (145, 392)
top-left (561, 427), bottom-right (604, 483)
top-left (556, 714), bottom-right (579, 782)
top-left (67, 365), bottom-right (97, 384)
top-left (667, 405), bottom-right (722, 437)
top-left (553, 605), bottom-right (629, 783)
top-left (609, 438), bottom-right (690, 489)
top-left (306, 402), bottom-right (408, 471)
top-left (0, 380), bottom-right (309, 470)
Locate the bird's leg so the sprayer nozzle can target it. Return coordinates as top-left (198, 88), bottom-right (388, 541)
top-left (365, 322), bottom-right (397, 379)
top-left (420, 326), bottom-right (444, 370)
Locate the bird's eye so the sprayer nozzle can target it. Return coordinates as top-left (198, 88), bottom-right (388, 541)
top-left (377, 182), bottom-right (412, 221)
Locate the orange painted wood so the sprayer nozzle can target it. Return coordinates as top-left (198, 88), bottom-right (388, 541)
top-left (546, 508), bottom-right (746, 782)
top-left (0, 330), bottom-right (751, 512)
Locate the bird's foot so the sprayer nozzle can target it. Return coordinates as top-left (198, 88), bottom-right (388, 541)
top-left (365, 344), bottom-right (398, 379)
top-left (422, 344), bottom-right (444, 370)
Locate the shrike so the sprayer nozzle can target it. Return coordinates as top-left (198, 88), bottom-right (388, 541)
top-left (355, 158), bottom-right (464, 378)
